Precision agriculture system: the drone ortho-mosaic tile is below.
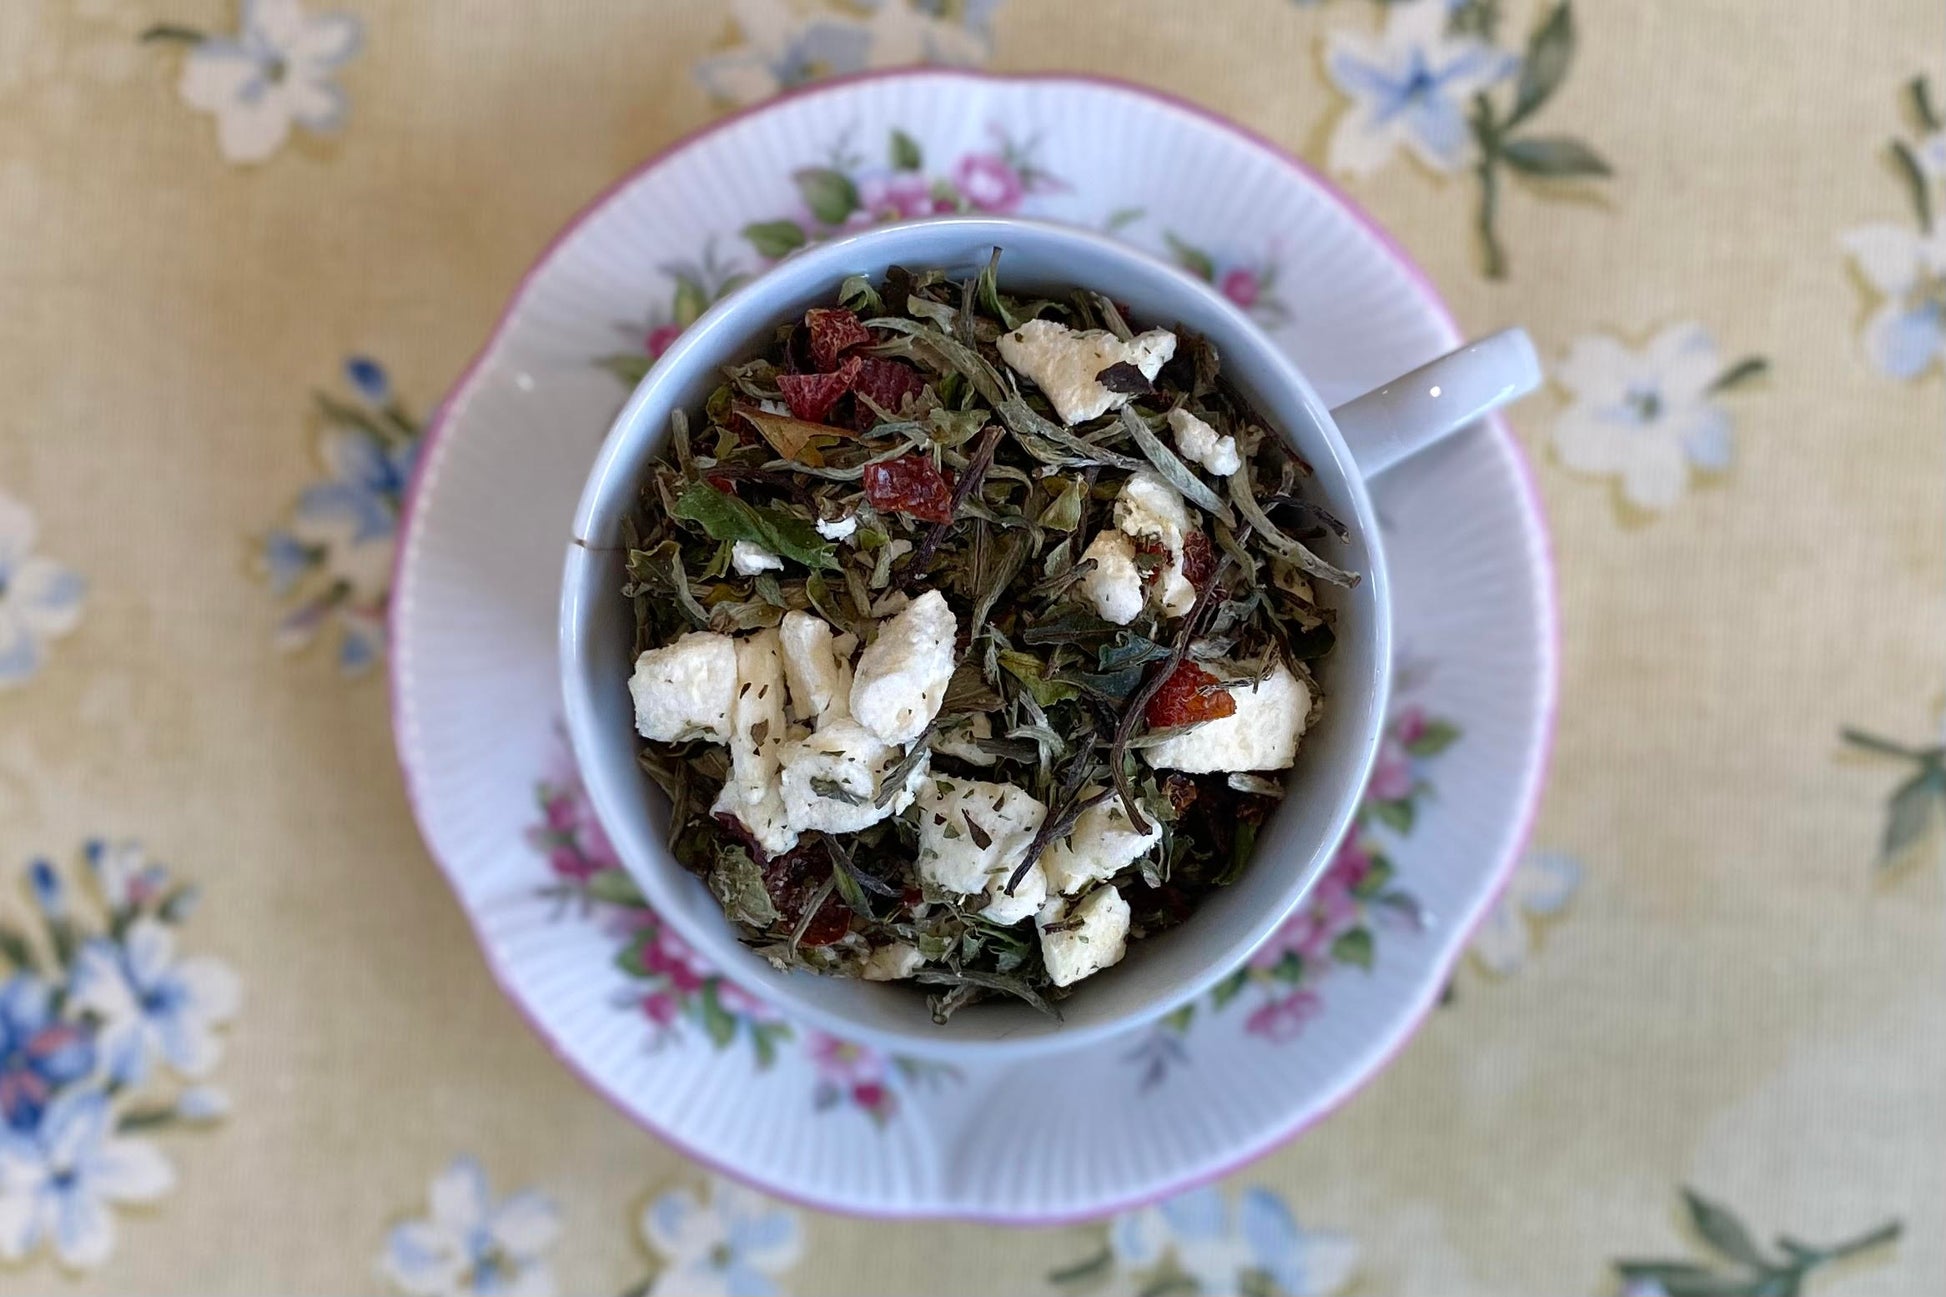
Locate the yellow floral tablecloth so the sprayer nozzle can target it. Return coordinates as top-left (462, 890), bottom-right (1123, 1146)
top-left (3, 1), bottom-right (1942, 1293)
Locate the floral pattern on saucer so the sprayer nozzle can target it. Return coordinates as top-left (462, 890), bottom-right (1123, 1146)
top-left (526, 741), bottom-right (959, 1126)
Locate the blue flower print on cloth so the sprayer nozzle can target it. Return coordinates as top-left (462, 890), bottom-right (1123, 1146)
top-left (639, 1175), bottom-right (803, 1297)
top-left (1550, 325), bottom-right (1768, 513)
top-left (1323, 0), bottom-right (1516, 177)
top-left (0, 489), bottom-right (85, 690)
top-left (1469, 850), bottom-right (1582, 976)
top-left (0, 1089), bottom-right (175, 1271)
top-left (0, 843), bottom-right (236, 1273)
top-left (260, 356), bottom-right (422, 676)
top-left (69, 916), bottom-right (241, 1089)
top-left (1080, 1184), bottom-right (1359, 1297)
top-left (149, 0), bottom-right (364, 165)
top-left (695, 0), bottom-right (995, 107)
top-left (1842, 225), bottom-right (1946, 380)
top-left (379, 1156), bottom-right (561, 1297)
top-left (0, 974), bottom-right (96, 1135)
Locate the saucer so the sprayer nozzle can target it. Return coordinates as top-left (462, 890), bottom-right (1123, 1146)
top-left (389, 68), bottom-right (1555, 1222)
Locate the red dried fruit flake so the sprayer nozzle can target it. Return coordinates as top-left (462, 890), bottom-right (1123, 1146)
top-left (761, 846), bottom-right (853, 947)
top-left (777, 354), bottom-right (861, 423)
top-left (848, 357), bottom-right (928, 430)
top-left (1180, 530), bottom-right (1216, 588)
top-left (1144, 661), bottom-right (1237, 729)
top-left (805, 307), bottom-right (871, 371)
top-left (863, 454), bottom-right (955, 524)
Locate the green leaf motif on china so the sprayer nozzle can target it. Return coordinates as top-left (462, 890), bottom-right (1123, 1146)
top-left (742, 219), bottom-right (809, 259)
top-left (794, 166), bottom-right (860, 225)
top-left (889, 128), bottom-right (924, 172)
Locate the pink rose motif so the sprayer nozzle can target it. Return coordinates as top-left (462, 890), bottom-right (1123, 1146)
top-left (641, 930), bottom-right (707, 995)
top-left (1220, 267), bottom-right (1261, 309)
top-left (851, 1081), bottom-right (895, 1119)
top-left (1245, 989), bottom-right (1322, 1042)
top-left (541, 789), bottom-right (578, 834)
top-left (953, 153), bottom-right (1024, 213)
top-left (1366, 743), bottom-right (1414, 802)
top-left (1322, 835), bottom-right (1373, 895)
top-left (639, 992), bottom-right (680, 1027)
top-left (547, 845), bottom-right (599, 883)
top-left (1391, 706), bottom-right (1430, 747)
top-left (645, 323), bottom-right (683, 359)
top-left (808, 1032), bottom-right (883, 1085)
top-left (857, 172), bottom-right (937, 221)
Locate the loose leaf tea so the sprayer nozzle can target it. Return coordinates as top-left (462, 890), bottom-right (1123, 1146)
top-left (619, 253), bottom-right (1346, 1020)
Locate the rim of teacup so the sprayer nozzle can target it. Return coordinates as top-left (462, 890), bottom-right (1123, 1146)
top-left (560, 215), bottom-right (1392, 1062)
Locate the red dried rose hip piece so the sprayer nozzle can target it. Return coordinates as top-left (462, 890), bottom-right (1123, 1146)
top-left (1180, 530), bottom-right (1216, 587)
top-left (777, 354), bottom-right (861, 423)
top-left (848, 357), bottom-right (927, 430)
top-left (1144, 661), bottom-right (1237, 729)
top-left (863, 454), bottom-right (955, 524)
top-left (805, 307), bottom-right (871, 371)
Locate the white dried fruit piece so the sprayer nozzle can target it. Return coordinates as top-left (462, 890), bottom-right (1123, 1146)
top-left (777, 720), bottom-right (928, 835)
top-left (709, 628), bottom-right (798, 857)
top-left (629, 631), bottom-right (737, 743)
top-left (778, 610), bottom-right (850, 725)
top-left (861, 942), bottom-right (924, 981)
top-left (1167, 407), bottom-right (1240, 476)
top-left (1077, 530), bottom-right (1144, 626)
top-left (1037, 886), bottom-right (1131, 987)
top-left (1141, 661), bottom-right (1310, 773)
top-left (1041, 789), bottom-right (1163, 895)
top-left (996, 318), bottom-right (1177, 425)
top-left (731, 540), bottom-right (784, 575)
top-left (849, 589), bottom-right (956, 744)
top-left (913, 776), bottom-right (1047, 895)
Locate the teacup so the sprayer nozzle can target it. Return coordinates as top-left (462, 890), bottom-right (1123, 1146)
top-left (561, 216), bottom-right (1538, 1059)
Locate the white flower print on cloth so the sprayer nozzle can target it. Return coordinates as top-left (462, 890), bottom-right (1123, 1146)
top-left (0, 489), bottom-right (85, 690)
top-left (0, 843), bottom-right (235, 1273)
top-left (638, 1175), bottom-right (803, 1297)
top-left (695, 0), bottom-right (996, 107)
top-left (379, 1157), bottom-right (561, 1297)
top-left (1842, 224), bottom-right (1946, 381)
top-left (1052, 1184), bottom-right (1357, 1296)
top-left (0, 1090), bottom-right (174, 1271)
top-left (260, 357), bottom-right (422, 676)
top-left (1322, 0), bottom-right (1516, 177)
top-left (145, 0), bottom-right (363, 165)
top-left (1841, 76), bottom-right (1946, 381)
top-left (1469, 850), bottom-right (1581, 976)
top-left (69, 916), bottom-right (242, 1088)
top-left (1550, 324), bottom-right (1768, 512)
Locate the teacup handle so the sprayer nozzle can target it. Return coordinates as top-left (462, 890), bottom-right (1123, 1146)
top-left (1329, 328), bottom-right (1542, 479)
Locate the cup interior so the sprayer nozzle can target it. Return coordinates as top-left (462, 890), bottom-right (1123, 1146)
top-left (561, 217), bottom-right (1390, 1059)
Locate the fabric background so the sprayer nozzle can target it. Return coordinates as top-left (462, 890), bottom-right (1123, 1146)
top-left (1, 1), bottom-right (1940, 1293)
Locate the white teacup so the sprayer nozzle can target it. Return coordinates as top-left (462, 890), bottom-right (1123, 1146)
top-left (561, 216), bottom-right (1538, 1060)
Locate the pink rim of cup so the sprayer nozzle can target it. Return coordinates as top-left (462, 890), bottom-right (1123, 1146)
top-left (387, 67), bottom-right (1560, 1224)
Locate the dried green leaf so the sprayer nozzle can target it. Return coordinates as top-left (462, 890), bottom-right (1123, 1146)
top-left (672, 482), bottom-right (837, 570)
